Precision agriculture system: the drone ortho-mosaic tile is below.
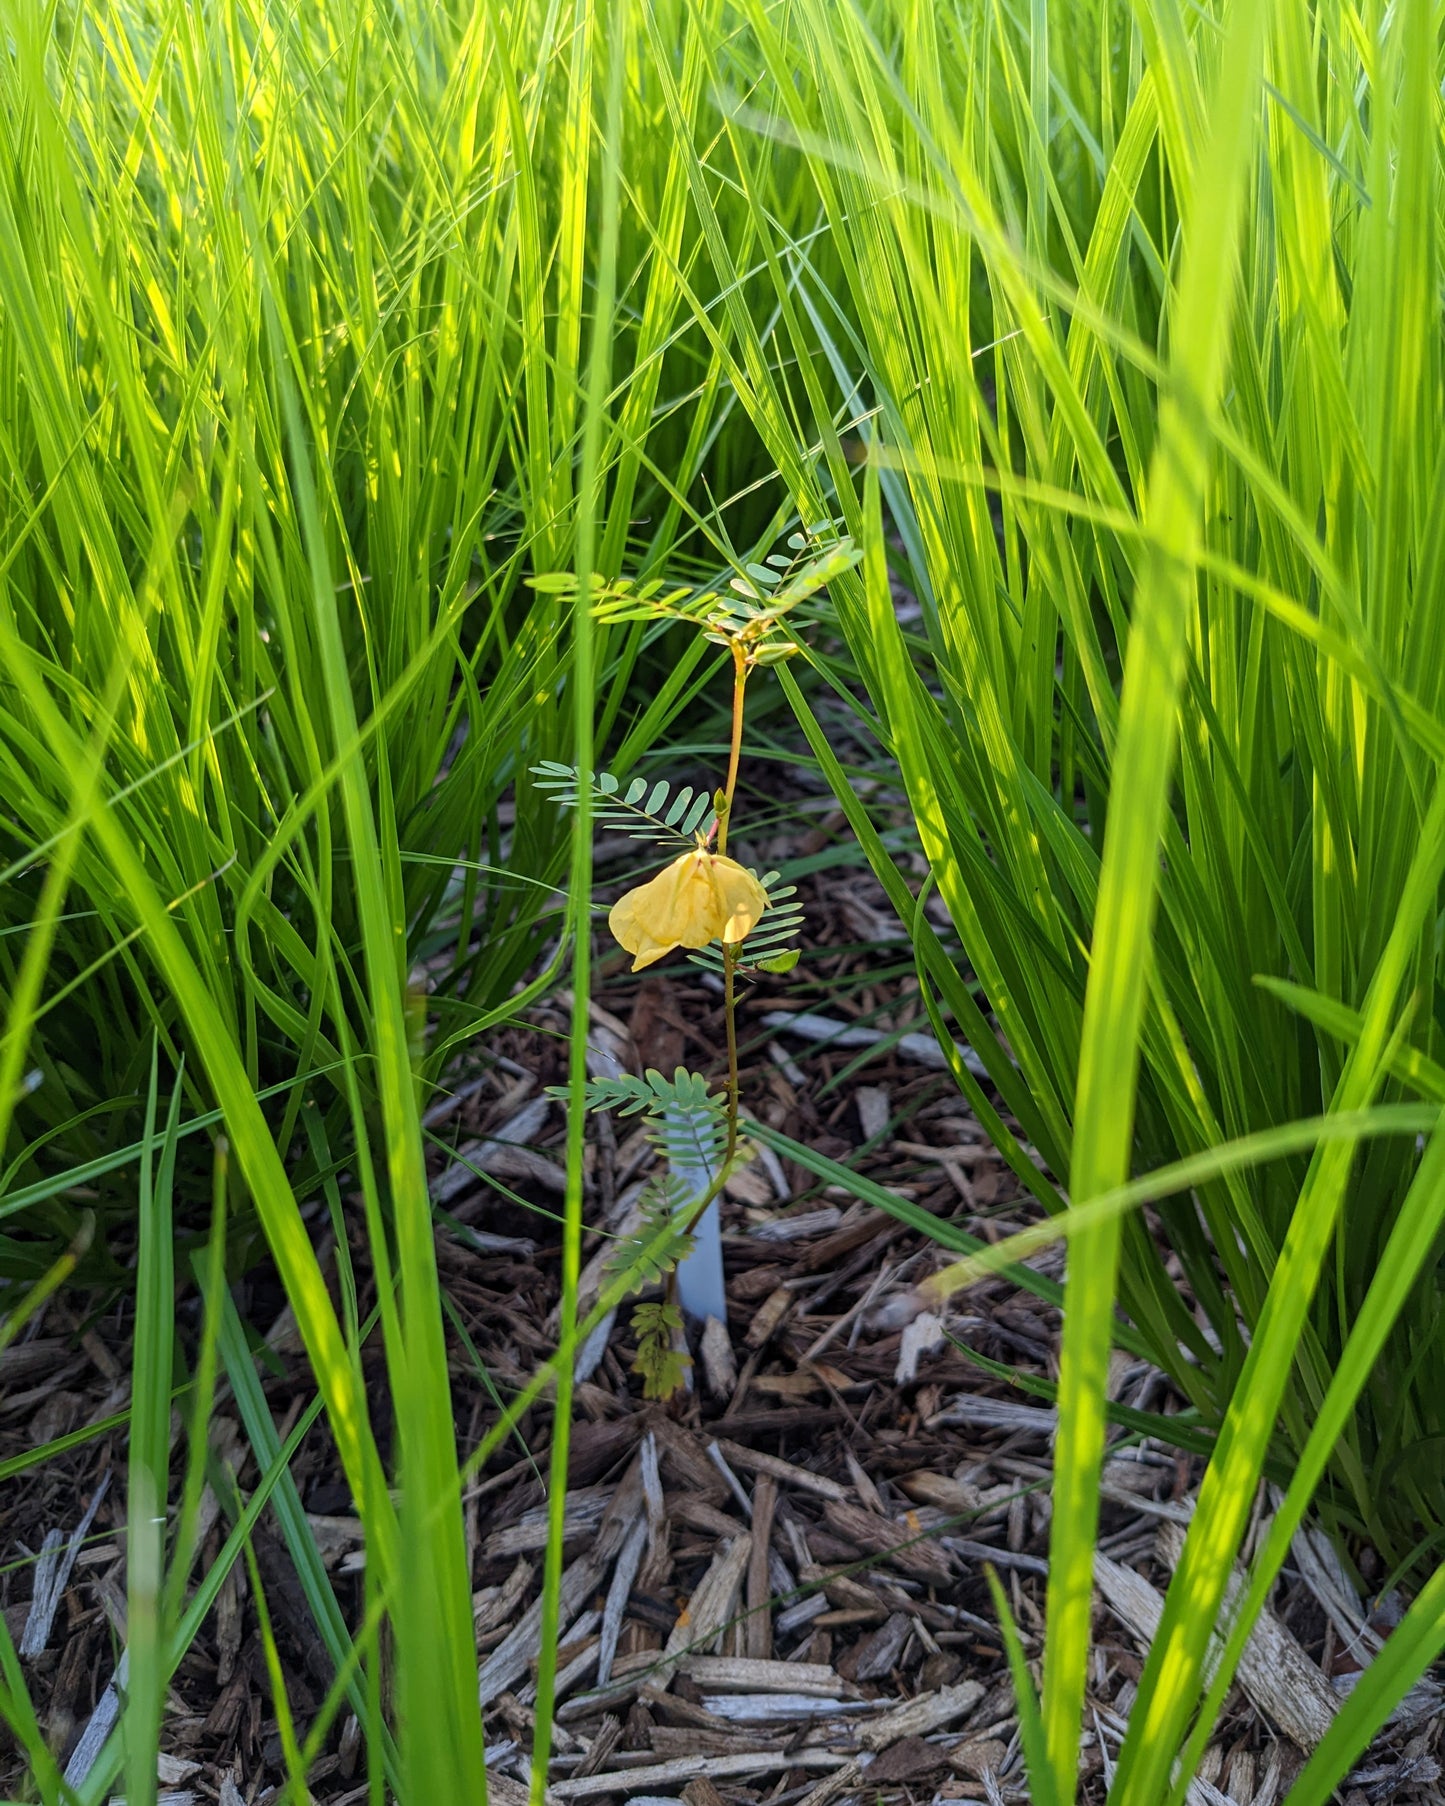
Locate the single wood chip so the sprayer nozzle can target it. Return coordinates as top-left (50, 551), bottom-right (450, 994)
top-left (897, 1470), bottom-right (985, 1514)
top-left (745, 1286), bottom-right (794, 1348)
top-left (680, 1656), bottom-right (848, 1696)
top-left (895, 1311), bottom-right (946, 1385)
top-left (700, 1693), bottom-right (867, 1723)
top-left (857, 1680), bottom-right (984, 1749)
top-left (759, 1009), bottom-right (990, 1077)
top-left (1096, 1538), bottom-right (1337, 1751)
top-left (64, 1649), bottom-right (127, 1788)
top-left (698, 1316), bottom-right (737, 1398)
top-left (597, 1515), bottom-right (647, 1687)
top-left (476, 1558), bottom-right (535, 1638)
top-left (822, 1498), bottom-right (953, 1583)
top-left (659, 1534), bottom-right (751, 1678)
top-left (854, 1085), bottom-right (891, 1143)
top-left (709, 1437), bottom-right (850, 1502)
top-left (746, 1475), bottom-right (777, 1661)
top-left (926, 1394), bottom-right (1057, 1435)
top-left (21, 1474), bottom-right (110, 1658)
top-left (851, 1611), bottom-right (912, 1682)
top-left (1158, 1521), bottom-right (1338, 1750)
top-left (680, 1779), bottom-right (729, 1806)
top-left (548, 1747), bottom-right (852, 1799)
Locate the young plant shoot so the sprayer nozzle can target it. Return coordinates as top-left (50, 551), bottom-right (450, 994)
top-left (535, 528), bottom-right (856, 1394)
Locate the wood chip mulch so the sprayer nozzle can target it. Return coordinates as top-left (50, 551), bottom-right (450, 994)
top-left (2, 845), bottom-right (1442, 1806)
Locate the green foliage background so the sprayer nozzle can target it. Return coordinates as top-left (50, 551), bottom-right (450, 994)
top-left (1, 1), bottom-right (1444, 1803)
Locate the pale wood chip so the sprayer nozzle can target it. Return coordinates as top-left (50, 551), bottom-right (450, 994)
top-left (64, 1649), bottom-right (126, 1788)
top-left (895, 1310), bottom-right (946, 1384)
top-left (854, 1086), bottom-right (891, 1143)
top-left (745, 1285), bottom-right (794, 1347)
top-left (710, 1437), bottom-right (850, 1502)
top-left (21, 1473), bottom-right (110, 1658)
top-left (480, 1484), bottom-right (615, 1560)
top-left (669, 1494), bottom-right (746, 1539)
top-left (681, 1655), bottom-right (847, 1695)
top-left (1097, 1536), bottom-right (1337, 1752)
top-left (704, 1440), bottom-right (753, 1517)
top-left (698, 1316), bottom-right (737, 1398)
top-left (701, 1693), bottom-right (868, 1723)
top-left (475, 1557), bottom-right (534, 1637)
top-left (926, 1394), bottom-right (1057, 1435)
top-left (548, 1747), bottom-right (852, 1799)
top-left (896, 1470), bottom-right (984, 1514)
top-left (758, 1009), bottom-right (990, 1076)
top-left (851, 1610), bottom-right (912, 1681)
top-left (1158, 1520), bottom-right (1338, 1750)
top-left (844, 1448), bottom-right (886, 1515)
top-left (749, 1207), bottom-right (843, 1243)
top-left (746, 1475), bottom-right (777, 1661)
top-left (794, 1759), bottom-right (864, 1806)
top-left (479, 1552), bottom-right (607, 1706)
top-left (822, 1498), bottom-right (952, 1583)
top-left (856, 1680), bottom-right (984, 1749)
top-left (597, 1515), bottom-right (646, 1686)
top-left (480, 1771), bottom-right (531, 1806)
top-left (659, 1533), bottom-right (751, 1678)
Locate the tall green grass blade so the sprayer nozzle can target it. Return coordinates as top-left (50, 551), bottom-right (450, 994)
top-left (124, 1047), bottom-right (182, 1806)
top-left (531, 1), bottom-right (623, 1794)
top-left (1043, 3), bottom-right (1271, 1783)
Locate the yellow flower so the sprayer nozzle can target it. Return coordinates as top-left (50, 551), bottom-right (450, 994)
top-left (609, 849), bottom-right (768, 971)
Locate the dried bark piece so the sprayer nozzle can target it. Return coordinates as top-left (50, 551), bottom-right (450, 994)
top-left (597, 1516), bottom-right (647, 1685)
top-left (1097, 1536), bottom-right (1337, 1752)
top-left (745, 1476), bottom-right (776, 1661)
top-left (548, 1747), bottom-right (852, 1799)
top-left (866, 1734), bottom-right (949, 1784)
top-left (821, 1499), bottom-right (953, 1584)
top-left (680, 1780), bottom-right (728, 1806)
top-left (701, 1694), bottom-right (869, 1723)
top-left (680, 1656), bottom-right (848, 1696)
top-left (21, 1473), bottom-right (110, 1658)
top-left (659, 1534), bottom-right (752, 1679)
top-left (849, 1611), bottom-right (912, 1682)
top-left (709, 1438), bottom-right (849, 1503)
top-left (698, 1317), bottom-right (737, 1398)
top-left (475, 1558), bottom-right (534, 1638)
top-left (745, 1286), bottom-right (793, 1348)
top-left (1156, 1520), bottom-right (1339, 1751)
top-left (857, 1680), bottom-right (984, 1749)
top-left (895, 1471), bottom-right (986, 1514)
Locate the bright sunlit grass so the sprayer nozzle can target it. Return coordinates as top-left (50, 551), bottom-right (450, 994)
top-left (1, 1), bottom-right (1443, 1803)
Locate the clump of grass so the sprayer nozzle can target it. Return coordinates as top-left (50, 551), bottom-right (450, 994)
top-left (0, 0), bottom-right (792, 1799)
top-left (643, 0), bottom-right (1445, 1795)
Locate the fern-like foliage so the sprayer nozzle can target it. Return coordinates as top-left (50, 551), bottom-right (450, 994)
top-left (571, 1066), bottom-right (731, 1169)
top-left (530, 762), bottom-right (717, 847)
top-left (689, 870), bottom-right (805, 976)
top-left (548, 1067), bottom-right (734, 1296)
top-left (606, 1170), bottom-right (699, 1293)
top-left (629, 1300), bottom-right (691, 1399)
top-left (528, 524), bottom-right (860, 663)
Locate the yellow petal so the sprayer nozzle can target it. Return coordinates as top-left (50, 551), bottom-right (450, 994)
top-left (711, 857), bottom-right (769, 944)
top-left (608, 851), bottom-right (768, 971)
